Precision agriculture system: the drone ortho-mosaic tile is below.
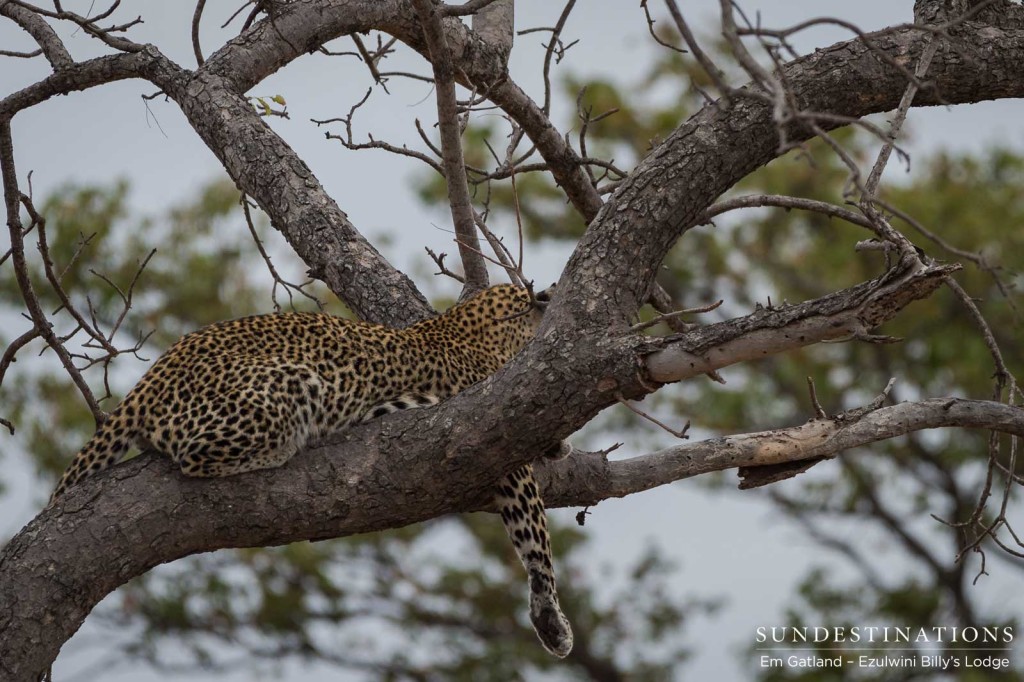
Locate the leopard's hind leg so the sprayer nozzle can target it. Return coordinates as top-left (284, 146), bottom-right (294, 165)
top-left (166, 361), bottom-right (322, 478)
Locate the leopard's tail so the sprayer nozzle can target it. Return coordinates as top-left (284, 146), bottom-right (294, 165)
top-left (50, 405), bottom-right (138, 504)
top-left (496, 464), bottom-right (573, 657)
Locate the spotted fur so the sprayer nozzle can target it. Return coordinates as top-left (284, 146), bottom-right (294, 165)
top-left (51, 284), bottom-right (572, 657)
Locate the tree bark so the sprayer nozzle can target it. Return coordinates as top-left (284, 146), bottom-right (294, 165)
top-left (4, 1), bottom-right (1024, 678)
top-left (0, 254), bottom-right (989, 678)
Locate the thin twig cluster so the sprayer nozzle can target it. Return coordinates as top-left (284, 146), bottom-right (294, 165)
top-left (1, 126), bottom-right (153, 432)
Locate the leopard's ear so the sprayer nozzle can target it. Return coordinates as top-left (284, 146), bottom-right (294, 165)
top-left (534, 284), bottom-right (555, 306)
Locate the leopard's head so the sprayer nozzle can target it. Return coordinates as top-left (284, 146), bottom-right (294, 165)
top-left (449, 283), bottom-right (554, 361)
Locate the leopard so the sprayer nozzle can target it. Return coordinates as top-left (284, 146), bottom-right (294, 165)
top-left (50, 283), bottom-right (573, 657)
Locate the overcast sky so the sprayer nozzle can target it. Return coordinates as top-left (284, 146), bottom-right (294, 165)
top-left (2, 2), bottom-right (1023, 681)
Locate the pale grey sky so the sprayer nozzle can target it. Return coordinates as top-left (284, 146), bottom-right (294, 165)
top-left (2, 2), bottom-right (1023, 681)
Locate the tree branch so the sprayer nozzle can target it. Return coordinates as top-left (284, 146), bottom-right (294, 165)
top-left (535, 398), bottom-right (1024, 507)
top-left (552, 19), bottom-right (1024, 322)
top-left (0, 51), bottom-right (160, 118)
top-left (0, 241), bottom-right (958, 677)
top-left (0, 120), bottom-right (106, 424)
top-left (4, 388), bottom-right (1020, 678)
top-left (468, 0), bottom-right (513, 58)
top-left (644, 258), bottom-right (956, 383)
top-left (147, 65), bottom-right (434, 326)
top-left (0, 1), bottom-right (73, 69)
top-left (412, 0), bottom-right (489, 297)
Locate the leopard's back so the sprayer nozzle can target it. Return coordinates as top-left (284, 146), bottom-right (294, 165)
top-left (48, 284), bottom-right (572, 658)
top-left (52, 284), bottom-right (542, 493)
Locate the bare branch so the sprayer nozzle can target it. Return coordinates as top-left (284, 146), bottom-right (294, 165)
top-left (942, 276), bottom-right (1011, 384)
top-left (0, 1), bottom-right (72, 68)
top-left (531, 0), bottom-right (577, 117)
top-left (241, 196), bottom-right (324, 312)
top-left (645, 259), bottom-right (958, 384)
top-left (806, 376), bottom-right (828, 419)
top-left (538, 398), bottom-right (1024, 507)
top-left (0, 47), bottom-right (42, 58)
top-left (660, 0), bottom-right (732, 104)
top-left (630, 299), bottom-right (723, 332)
top-left (26, 196), bottom-right (152, 399)
top-left (474, 214), bottom-right (525, 287)
top-left (0, 327), bottom-right (41, 433)
top-left (350, 33), bottom-right (399, 91)
top-left (443, 0), bottom-right (503, 17)
top-left (862, 36), bottom-right (939, 202)
top-left (191, 0), bottom-right (207, 66)
top-left (412, 0), bottom-right (489, 297)
top-left (425, 247), bottom-right (465, 283)
top-left (314, 91), bottom-right (446, 176)
top-left (616, 395), bottom-right (691, 439)
top-left (878, 197), bottom-right (1015, 305)
top-left (0, 121), bottom-right (105, 424)
top-left (718, 0), bottom-right (774, 93)
top-left (0, 51), bottom-right (158, 118)
top-left (8, 0), bottom-right (145, 53)
top-left (701, 194), bottom-right (883, 237)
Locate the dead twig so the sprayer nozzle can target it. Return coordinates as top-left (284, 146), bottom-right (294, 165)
top-left (314, 90), bottom-right (446, 176)
top-left (191, 0), bottom-right (206, 66)
top-left (12, 0), bottom-right (144, 52)
top-left (806, 377), bottom-right (827, 419)
top-left (425, 248), bottom-right (465, 284)
top-left (241, 196), bottom-right (324, 312)
top-left (630, 299), bottom-right (723, 332)
top-left (660, 0), bottom-right (732, 105)
top-left (350, 34), bottom-right (399, 92)
top-left (1, 120), bottom-right (106, 425)
top-left (526, 0), bottom-right (578, 117)
top-left (617, 394), bottom-right (691, 439)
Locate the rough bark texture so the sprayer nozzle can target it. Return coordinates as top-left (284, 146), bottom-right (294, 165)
top-left (3, 0), bottom-right (1024, 678)
top-left (0, 256), bottom-right (993, 678)
top-left (536, 399), bottom-right (1024, 506)
top-left (161, 68), bottom-right (433, 326)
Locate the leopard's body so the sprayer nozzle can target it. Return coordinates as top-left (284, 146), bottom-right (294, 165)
top-left (51, 284), bottom-right (572, 657)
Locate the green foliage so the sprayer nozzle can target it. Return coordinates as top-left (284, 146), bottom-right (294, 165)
top-left (6, 20), bottom-right (1024, 680)
top-left (0, 179), bottom-right (303, 480)
top-left (412, 32), bottom-right (1024, 681)
top-left (109, 511), bottom-right (705, 680)
top-left (0, 178), bottom-right (706, 679)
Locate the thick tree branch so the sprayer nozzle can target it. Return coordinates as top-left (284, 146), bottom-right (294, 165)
top-left (468, 0), bottom-right (513, 56)
top-left (645, 258), bottom-right (957, 383)
top-left (535, 398), bottom-right (1024, 507)
top-left (4, 386), bottom-right (1020, 679)
top-left (0, 51), bottom-right (159, 118)
top-left (0, 248), bottom-right (956, 677)
top-left (0, 1), bottom-right (72, 69)
top-left (146, 67), bottom-right (433, 326)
